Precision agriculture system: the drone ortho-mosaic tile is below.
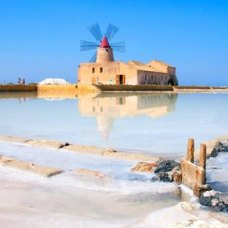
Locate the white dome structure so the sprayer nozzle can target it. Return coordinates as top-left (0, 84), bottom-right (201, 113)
top-left (39, 78), bottom-right (70, 85)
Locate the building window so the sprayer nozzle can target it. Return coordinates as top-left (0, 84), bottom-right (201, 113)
top-left (92, 68), bottom-right (95, 73)
top-left (100, 67), bottom-right (103, 73)
top-left (145, 75), bottom-right (148, 84)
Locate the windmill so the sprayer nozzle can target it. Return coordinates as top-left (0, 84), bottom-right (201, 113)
top-left (80, 23), bottom-right (125, 62)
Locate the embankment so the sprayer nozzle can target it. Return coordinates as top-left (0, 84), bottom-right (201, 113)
top-left (174, 86), bottom-right (228, 93)
top-left (0, 84), bottom-right (37, 92)
top-left (0, 135), bottom-right (160, 162)
top-left (1, 84), bottom-right (228, 96)
top-left (94, 84), bottom-right (173, 92)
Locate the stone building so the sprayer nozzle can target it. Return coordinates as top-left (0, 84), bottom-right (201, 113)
top-left (78, 36), bottom-right (177, 85)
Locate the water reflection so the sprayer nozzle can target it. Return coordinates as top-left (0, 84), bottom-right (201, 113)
top-left (1, 92), bottom-right (227, 155)
top-left (0, 92), bottom-right (37, 104)
top-left (78, 93), bottom-right (178, 139)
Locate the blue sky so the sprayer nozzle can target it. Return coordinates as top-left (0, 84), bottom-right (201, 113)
top-left (0, 0), bottom-right (227, 85)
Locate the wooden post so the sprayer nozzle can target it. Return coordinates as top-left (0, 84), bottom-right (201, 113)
top-left (187, 138), bottom-right (194, 163)
top-left (182, 140), bottom-right (207, 197)
top-left (199, 144), bottom-right (206, 170)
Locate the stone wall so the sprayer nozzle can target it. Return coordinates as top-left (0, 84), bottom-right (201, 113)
top-left (147, 60), bottom-right (176, 75)
top-left (37, 84), bottom-right (101, 99)
top-left (137, 70), bottom-right (170, 85)
top-left (0, 84), bottom-right (37, 92)
top-left (94, 84), bottom-right (173, 91)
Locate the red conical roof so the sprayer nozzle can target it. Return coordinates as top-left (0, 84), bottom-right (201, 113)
top-left (100, 36), bottom-right (111, 48)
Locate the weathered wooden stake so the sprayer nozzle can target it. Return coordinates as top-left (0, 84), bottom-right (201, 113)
top-left (199, 144), bottom-right (207, 170)
top-left (187, 138), bottom-right (194, 163)
top-left (181, 139), bottom-right (207, 197)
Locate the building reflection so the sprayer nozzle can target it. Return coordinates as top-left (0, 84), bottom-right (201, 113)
top-left (78, 93), bottom-right (178, 139)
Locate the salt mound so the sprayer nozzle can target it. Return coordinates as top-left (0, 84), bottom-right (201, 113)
top-left (131, 202), bottom-right (227, 227)
top-left (39, 78), bottom-right (70, 85)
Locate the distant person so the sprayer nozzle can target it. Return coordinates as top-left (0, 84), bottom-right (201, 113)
top-left (22, 78), bottom-right (25, 84)
top-left (18, 77), bottom-right (21, 84)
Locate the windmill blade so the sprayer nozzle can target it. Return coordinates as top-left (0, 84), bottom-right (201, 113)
top-left (89, 51), bottom-right (97, 62)
top-left (94, 24), bottom-right (103, 41)
top-left (105, 23), bottom-right (119, 41)
top-left (80, 40), bottom-right (99, 51)
top-left (110, 41), bottom-right (125, 52)
top-left (87, 23), bottom-right (103, 41)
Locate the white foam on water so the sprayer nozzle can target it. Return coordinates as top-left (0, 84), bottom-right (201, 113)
top-left (207, 152), bottom-right (228, 192)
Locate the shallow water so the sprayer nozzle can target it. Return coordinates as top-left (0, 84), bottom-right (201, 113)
top-left (0, 142), bottom-right (180, 227)
top-left (0, 92), bottom-right (228, 227)
top-left (1, 92), bottom-right (228, 157)
top-left (0, 170), bottom-right (179, 227)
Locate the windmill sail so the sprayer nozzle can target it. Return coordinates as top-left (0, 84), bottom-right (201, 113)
top-left (80, 23), bottom-right (125, 62)
top-left (105, 24), bottom-right (119, 41)
top-left (87, 23), bottom-right (103, 41)
top-left (89, 51), bottom-right (97, 62)
top-left (110, 41), bottom-right (125, 52)
top-left (80, 40), bottom-right (99, 51)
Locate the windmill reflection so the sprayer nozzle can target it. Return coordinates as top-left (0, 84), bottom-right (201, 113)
top-left (78, 93), bottom-right (178, 139)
